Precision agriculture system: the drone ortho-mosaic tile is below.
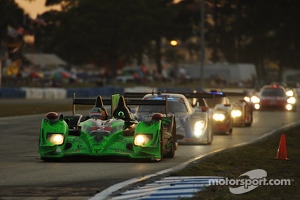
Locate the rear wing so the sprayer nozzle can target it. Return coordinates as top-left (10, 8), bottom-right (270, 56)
top-left (124, 91), bottom-right (248, 108)
top-left (124, 90), bottom-right (248, 98)
top-left (72, 93), bottom-right (111, 115)
top-left (72, 93), bottom-right (169, 116)
top-left (124, 91), bottom-right (226, 99)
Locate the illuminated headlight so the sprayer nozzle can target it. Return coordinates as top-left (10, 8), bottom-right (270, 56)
top-left (213, 113), bottom-right (225, 121)
top-left (134, 134), bottom-right (152, 146)
top-left (251, 96), bottom-right (260, 104)
top-left (231, 109), bottom-right (242, 118)
top-left (287, 97), bottom-right (296, 104)
top-left (194, 120), bottom-right (205, 137)
top-left (286, 90), bottom-right (294, 97)
top-left (244, 96), bottom-right (250, 102)
top-left (48, 134), bottom-right (64, 145)
top-left (286, 104), bottom-right (293, 111)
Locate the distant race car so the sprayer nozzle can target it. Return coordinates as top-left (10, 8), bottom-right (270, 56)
top-left (38, 94), bottom-right (177, 161)
top-left (204, 91), bottom-right (233, 134)
top-left (126, 92), bottom-right (217, 145)
top-left (231, 99), bottom-right (253, 127)
top-left (250, 84), bottom-right (297, 111)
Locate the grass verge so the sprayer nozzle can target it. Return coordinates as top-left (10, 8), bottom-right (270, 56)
top-left (170, 126), bottom-right (300, 199)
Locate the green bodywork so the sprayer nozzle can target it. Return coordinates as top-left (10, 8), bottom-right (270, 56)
top-left (39, 94), bottom-right (176, 161)
top-left (39, 115), bottom-right (175, 161)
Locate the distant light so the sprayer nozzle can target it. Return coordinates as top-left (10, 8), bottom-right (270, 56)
top-left (23, 34), bottom-right (35, 45)
top-left (170, 40), bottom-right (178, 46)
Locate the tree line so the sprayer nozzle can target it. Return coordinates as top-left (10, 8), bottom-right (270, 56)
top-left (1, 0), bottom-right (299, 80)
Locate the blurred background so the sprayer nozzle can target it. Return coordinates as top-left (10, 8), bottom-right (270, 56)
top-left (0, 0), bottom-right (300, 90)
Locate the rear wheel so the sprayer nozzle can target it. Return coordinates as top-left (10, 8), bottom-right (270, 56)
top-left (164, 121), bottom-right (176, 158)
top-left (205, 121), bottom-right (213, 144)
top-left (207, 131), bottom-right (213, 144)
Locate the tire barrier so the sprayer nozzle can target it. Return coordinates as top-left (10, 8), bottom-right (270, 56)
top-left (0, 86), bottom-right (202, 99)
top-left (66, 86), bottom-right (124, 98)
top-left (0, 88), bottom-right (26, 98)
top-left (1, 87), bottom-right (124, 99)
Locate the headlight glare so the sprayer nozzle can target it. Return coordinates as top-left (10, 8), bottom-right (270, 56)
top-left (134, 134), bottom-right (151, 146)
top-left (287, 97), bottom-right (296, 104)
top-left (286, 104), bottom-right (293, 111)
top-left (286, 90), bottom-right (294, 97)
top-left (213, 113), bottom-right (225, 121)
top-left (231, 109), bottom-right (242, 118)
top-left (251, 96), bottom-right (260, 103)
top-left (244, 96), bottom-right (250, 102)
top-left (48, 134), bottom-right (64, 145)
top-left (194, 120), bottom-right (205, 137)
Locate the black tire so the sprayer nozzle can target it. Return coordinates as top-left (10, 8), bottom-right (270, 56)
top-left (205, 121), bottom-right (213, 144)
top-left (164, 120), bottom-right (176, 158)
top-left (245, 113), bottom-right (253, 127)
top-left (207, 131), bottom-right (213, 144)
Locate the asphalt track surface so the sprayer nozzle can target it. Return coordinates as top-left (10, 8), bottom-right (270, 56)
top-left (1, 98), bottom-right (300, 199)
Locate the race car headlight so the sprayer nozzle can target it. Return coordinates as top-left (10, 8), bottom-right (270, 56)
top-left (134, 134), bottom-right (152, 146)
top-left (231, 109), bottom-right (242, 118)
top-left (194, 120), bottom-right (205, 137)
top-left (244, 96), bottom-right (250, 102)
top-left (213, 113), bottom-right (225, 121)
top-left (286, 90), bottom-right (294, 97)
top-left (48, 133), bottom-right (64, 145)
top-left (286, 104), bottom-right (293, 111)
top-left (251, 96), bottom-right (260, 104)
top-left (287, 97), bottom-right (296, 104)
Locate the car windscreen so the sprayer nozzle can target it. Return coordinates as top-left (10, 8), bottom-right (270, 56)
top-left (137, 100), bottom-right (187, 113)
top-left (205, 98), bottom-right (225, 108)
top-left (261, 88), bottom-right (285, 97)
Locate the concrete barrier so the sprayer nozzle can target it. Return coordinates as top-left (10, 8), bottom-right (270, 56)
top-left (21, 87), bottom-right (44, 99)
top-left (43, 88), bottom-right (67, 99)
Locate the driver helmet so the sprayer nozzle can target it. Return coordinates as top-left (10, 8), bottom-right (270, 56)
top-left (89, 107), bottom-right (107, 120)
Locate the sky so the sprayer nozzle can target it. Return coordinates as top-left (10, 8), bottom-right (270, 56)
top-left (15, 0), bottom-right (182, 19)
top-left (14, 0), bottom-right (61, 19)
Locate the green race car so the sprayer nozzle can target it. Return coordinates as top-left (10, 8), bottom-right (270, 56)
top-left (38, 94), bottom-right (177, 161)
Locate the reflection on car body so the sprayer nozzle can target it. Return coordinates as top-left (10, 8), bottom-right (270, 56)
top-left (204, 92), bottom-right (233, 134)
top-left (133, 93), bottom-right (214, 145)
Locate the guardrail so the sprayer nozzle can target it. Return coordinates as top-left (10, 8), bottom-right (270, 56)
top-left (1, 87), bottom-right (300, 99)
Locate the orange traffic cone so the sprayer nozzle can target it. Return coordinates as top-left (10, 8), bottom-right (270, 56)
top-left (276, 134), bottom-right (288, 160)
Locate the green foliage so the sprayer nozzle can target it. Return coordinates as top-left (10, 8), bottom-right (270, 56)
top-left (0, 0), bottom-right (25, 45)
top-left (40, 0), bottom-right (181, 73)
top-left (2, 0), bottom-right (300, 77)
top-left (206, 0), bottom-right (300, 70)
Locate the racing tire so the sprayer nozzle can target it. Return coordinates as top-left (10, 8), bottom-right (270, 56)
top-left (245, 113), bottom-right (253, 127)
top-left (227, 119), bottom-right (233, 134)
top-left (205, 122), bottom-right (213, 145)
top-left (226, 126), bottom-right (233, 135)
top-left (158, 129), bottom-right (163, 161)
top-left (245, 121), bottom-right (252, 127)
top-left (163, 119), bottom-right (176, 158)
top-left (40, 157), bottom-right (62, 162)
top-left (206, 132), bottom-right (213, 145)
top-left (152, 129), bottom-right (163, 162)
